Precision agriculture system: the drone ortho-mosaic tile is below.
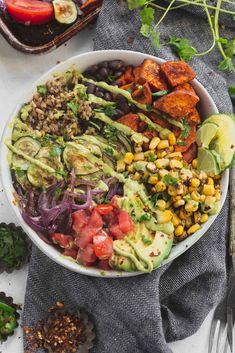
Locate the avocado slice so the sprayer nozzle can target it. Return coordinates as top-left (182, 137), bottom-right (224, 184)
top-left (110, 223), bottom-right (173, 273)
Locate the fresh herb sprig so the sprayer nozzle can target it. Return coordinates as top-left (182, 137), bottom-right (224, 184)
top-left (127, 0), bottom-right (235, 71)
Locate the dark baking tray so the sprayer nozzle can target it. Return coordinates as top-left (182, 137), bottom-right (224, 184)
top-left (0, 3), bottom-right (102, 54)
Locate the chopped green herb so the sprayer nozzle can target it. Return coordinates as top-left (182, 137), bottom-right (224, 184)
top-left (54, 169), bottom-right (68, 177)
top-left (146, 103), bottom-right (152, 110)
top-left (151, 31), bottom-right (161, 49)
top-left (50, 146), bottom-right (62, 157)
top-left (177, 141), bottom-right (187, 146)
top-left (151, 191), bottom-right (169, 204)
top-left (164, 174), bottom-right (178, 186)
top-left (139, 213), bottom-right (152, 221)
top-left (123, 171), bottom-right (129, 178)
top-left (168, 36), bottom-right (198, 62)
top-left (140, 6), bottom-right (154, 26)
top-left (146, 151), bottom-right (156, 162)
top-left (103, 104), bottom-right (117, 117)
top-left (107, 75), bottom-right (115, 83)
top-left (104, 147), bottom-right (114, 157)
top-left (67, 101), bottom-right (79, 116)
top-left (141, 234), bottom-right (153, 245)
top-left (127, 0), bottom-right (146, 10)
top-left (54, 187), bottom-right (62, 200)
top-left (228, 86), bottom-right (235, 97)
top-left (177, 117), bottom-right (190, 142)
top-left (127, 87), bottom-right (133, 94)
top-left (103, 125), bottom-right (118, 142)
top-left (37, 85), bottom-right (48, 96)
top-left (152, 90), bottom-right (168, 98)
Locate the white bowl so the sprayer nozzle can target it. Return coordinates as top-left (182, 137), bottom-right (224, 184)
top-left (0, 50), bottom-right (229, 278)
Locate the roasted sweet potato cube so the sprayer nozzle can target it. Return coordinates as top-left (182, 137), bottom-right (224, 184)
top-left (139, 59), bottom-right (168, 92)
top-left (174, 83), bottom-right (198, 98)
top-left (117, 66), bottom-right (134, 86)
top-left (188, 108), bottom-right (201, 124)
top-left (160, 61), bottom-right (196, 87)
top-left (148, 112), bottom-right (171, 129)
top-left (175, 123), bottom-right (196, 153)
top-left (132, 82), bottom-right (152, 105)
top-left (117, 113), bottom-right (139, 131)
top-left (133, 66), bottom-right (142, 82)
top-left (80, 0), bottom-right (102, 14)
top-left (182, 143), bottom-right (197, 163)
top-left (153, 90), bottom-right (199, 120)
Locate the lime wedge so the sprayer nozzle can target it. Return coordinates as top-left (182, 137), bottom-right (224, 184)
top-left (197, 147), bottom-right (220, 175)
top-left (196, 122), bottom-right (219, 148)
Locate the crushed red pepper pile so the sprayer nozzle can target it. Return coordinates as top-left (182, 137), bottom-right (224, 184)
top-left (24, 302), bottom-right (88, 353)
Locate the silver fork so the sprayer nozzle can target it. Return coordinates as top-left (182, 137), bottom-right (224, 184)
top-left (208, 168), bottom-right (235, 353)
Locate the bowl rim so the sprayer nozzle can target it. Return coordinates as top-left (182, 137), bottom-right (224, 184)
top-left (0, 49), bottom-right (229, 278)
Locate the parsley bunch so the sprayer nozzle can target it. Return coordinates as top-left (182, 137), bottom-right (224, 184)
top-left (127, 0), bottom-right (235, 72)
top-left (0, 223), bottom-right (30, 272)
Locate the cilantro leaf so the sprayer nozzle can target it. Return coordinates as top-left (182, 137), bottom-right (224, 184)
top-left (228, 86), bottom-right (235, 97)
top-left (140, 23), bottom-right (151, 38)
top-left (103, 124), bottom-right (118, 142)
top-left (164, 174), bottom-right (178, 186)
top-left (218, 57), bottom-right (235, 71)
top-left (151, 191), bottom-right (169, 204)
top-left (104, 147), bottom-right (114, 157)
top-left (127, 0), bottom-right (146, 10)
top-left (146, 151), bottom-right (156, 162)
top-left (141, 234), bottom-right (153, 245)
top-left (140, 7), bottom-right (154, 26)
top-left (139, 213), bottom-right (152, 221)
top-left (50, 146), bottom-right (62, 157)
top-left (168, 36), bottom-right (197, 62)
top-left (37, 85), bottom-right (48, 96)
top-left (224, 37), bottom-right (235, 58)
top-left (181, 117), bottom-right (190, 138)
top-left (67, 101), bottom-right (79, 115)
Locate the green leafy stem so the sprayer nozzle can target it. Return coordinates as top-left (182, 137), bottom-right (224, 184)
top-left (128, 0), bottom-right (235, 72)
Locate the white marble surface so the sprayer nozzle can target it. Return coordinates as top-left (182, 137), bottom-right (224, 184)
top-left (0, 25), bottom-right (214, 353)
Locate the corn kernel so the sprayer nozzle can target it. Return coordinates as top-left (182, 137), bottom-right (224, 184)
top-left (187, 223), bottom-right (201, 235)
top-left (134, 146), bottom-right (142, 153)
top-left (176, 184), bottom-right (184, 195)
top-left (116, 159), bottom-right (125, 172)
top-left (167, 152), bottom-right (183, 159)
top-left (172, 214), bottom-right (181, 226)
top-left (146, 162), bottom-right (157, 173)
top-left (131, 172), bottom-right (141, 181)
top-left (159, 169), bottom-right (169, 178)
top-left (185, 216), bottom-right (192, 228)
top-left (207, 177), bottom-right (214, 185)
top-left (200, 195), bottom-right (206, 202)
top-left (155, 181), bottom-right (166, 192)
top-left (149, 137), bottom-right (160, 150)
top-left (168, 146), bottom-right (174, 152)
top-left (214, 174), bottom-right (221, 180)
top-left (203, 184), bottom-right (215, 196)
top-left (155, 158), bottom-right (170, 169)
top-left (190, 178), bottom-right (200, 188)
top-left (127, 164), bottom-right (134, 173)
top-left (199, 171), bottom-right (208, 179)
top-left (168, 185), bottom-right (177, 196)
top-left (174, 199), bottom-right (185, 208)
top-left (157, 210), bottom-right (173, 223)
top-left (157, 150), bottom-right (167, 158)
top-left (169, 159), bottom-right (183, 169)
top-left (124, 152), bottom-right (134, 165)
top-left (215, 190), bottom-right (221, 201)
top-left (180, 168), bottom-right (193, 181)
top-left (168, 132), bottom-right (176, 146)
top-left (185, 200), bottom-right (199, 212)
top-left (134, 152), bottom-right (145, 161)
top-left (156, 200), bottom-right (166, 211)
top-left (148, 175), bottom-right (158, 185)
top-left (201, 213), bottom-right (209, 223)
top-left (192, 159), bottom-right (198, 169)
top-left (179, 209), bottom-right (192, 220)
top-left (191, 190), bottom-right (200, 202)
top-left (194, 212), bottom-right (201, 223)
top-left (175, 225), bottom-right (184, 237)
top-left (157, 140), bottom-right (169, 150)
top-left (188, 186), bottom-right (196, 193)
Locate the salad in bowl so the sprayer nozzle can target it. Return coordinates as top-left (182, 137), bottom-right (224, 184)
top-left (1, 50), bottom-right (234, 277)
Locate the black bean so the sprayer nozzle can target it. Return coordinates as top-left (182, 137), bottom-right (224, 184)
top-left (89, 65), bottom-right (99, 74)
top-left (118, 102), bottom-right (130, 114)
top-left (99, 61), bottom-right (109, 68)
top-left (114, 109), bottom-right (124, 118)
top-left (87, 83), bottom-right (96, 94)
top-left (95, 91), bottom-right (104, 98)
top-left (95, 86), bottom-right (105, 94)
top-left (130, 104), bottom-right (138, 113)
top-left (115, 94), bottom-right (127, 103)
top-left (114, 71), bottom-right (123, 78)
top-left (104, 92), bottom-right (113, 101)
top-left (108, 60), bottom-right (125, 70)
top-left (95, 73), bottom-right (104, 81)
top-left (99, 67), bottom-right (109, 79)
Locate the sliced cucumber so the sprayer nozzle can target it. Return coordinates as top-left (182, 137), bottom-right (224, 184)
top-left (63, 145), bottom-right (100, 175)
top-left (36, 146), bottom-right (62, 161)
top-left (12, 137), bottom-right (41, 171)
top-left (27, 157), bottom-right (63, 188)
top-left (53, 0), bottom-right (77, 24)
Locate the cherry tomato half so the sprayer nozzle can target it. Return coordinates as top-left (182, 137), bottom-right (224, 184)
top-left (5, 0), bottom-right (54, 25)
top-left (93, 234), bottom-right (113, 260)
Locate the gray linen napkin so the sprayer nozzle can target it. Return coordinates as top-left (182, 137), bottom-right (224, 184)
top-left (23, 2), bottom-right (234, 352)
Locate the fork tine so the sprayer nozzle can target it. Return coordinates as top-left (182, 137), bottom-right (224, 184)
top-left (227, 307), bottom-right (234, 353)
top-left (208, 319), bottom-right (220, 353)
top-left (217, 321), bottom-right (227, 353)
